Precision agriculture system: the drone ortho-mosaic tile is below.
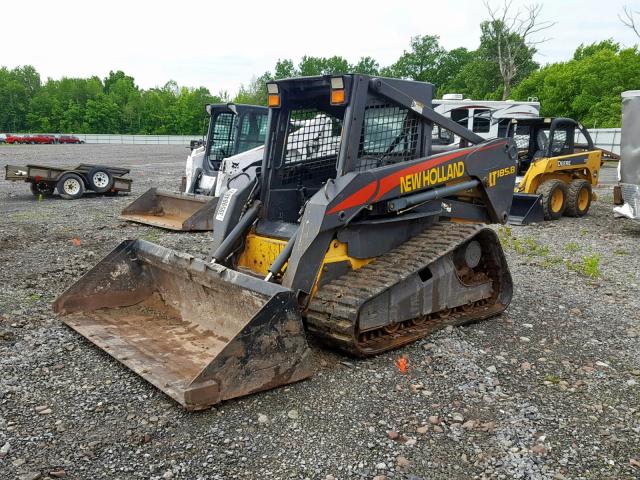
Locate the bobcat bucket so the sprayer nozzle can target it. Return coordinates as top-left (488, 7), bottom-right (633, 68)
top-left (121, 188), bottom-right (218, 231)
top-left (52, 240), bottom-right (313, 410)
top-left (508, 193), bottom-right (545, 225)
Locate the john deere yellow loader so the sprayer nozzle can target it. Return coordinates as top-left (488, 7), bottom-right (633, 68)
top-left (507, 117), bottom-right (603, 224)
top-left (54, 75), bottom-right (517, 410)
top-left (121, 103), bottom-right (268, 231)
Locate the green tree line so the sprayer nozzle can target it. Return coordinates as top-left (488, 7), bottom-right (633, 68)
top-left (0, 68), bottom-right (221, 135)
top-left (1, 32), bottom-right (637, 134)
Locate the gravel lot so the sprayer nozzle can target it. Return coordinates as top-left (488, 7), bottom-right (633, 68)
top-left (0, 145), bottom-right (638, 480)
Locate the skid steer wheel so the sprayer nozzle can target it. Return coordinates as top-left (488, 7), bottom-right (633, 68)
top-left (537, 179), bottom-right (567, 220)
top-left (87, 167), bottom-right (114, 193)
top-left (56, 173), bottom-right (85, 200)
top-left (30, 181), bottom-right (54, 196)
top-left (564, 179), bottom-right (592, 217)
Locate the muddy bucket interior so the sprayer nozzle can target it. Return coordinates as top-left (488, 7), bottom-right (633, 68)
top-left (508, 193), bottom-right (544, 225)
top-left (52, 240), bottom-right (312, 410)
top-left (121, 188), bottom-right (218, 231)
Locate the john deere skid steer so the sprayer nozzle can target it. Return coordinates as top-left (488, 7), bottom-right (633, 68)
top-left (54, 75), bottom-right (517, 410)
top-left (121, 103), bottom-right (268, 231)
top-left (507, 117), bottom-right (603, 224)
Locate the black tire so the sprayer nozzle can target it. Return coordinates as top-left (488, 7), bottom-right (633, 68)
top-left (565, 179), bottom-right (592, 217)
top-left (537, 179), bottom-right (567, 220)
top-left (30, 181), bottom-right (55, 196)
top-left (56, 173), bottom-right (85, 199)
top-left (87, 167), bottom-right (114, 193)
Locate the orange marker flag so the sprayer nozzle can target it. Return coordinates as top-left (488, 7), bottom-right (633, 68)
top-left (395, 355), bottom-right (408, 374)
top-left (71, 238), bottom-right (81, 246)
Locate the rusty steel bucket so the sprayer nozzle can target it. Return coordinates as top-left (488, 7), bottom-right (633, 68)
top-left (121, 188), bottom-right (218, 231)
top-left (52, 240), bottom-right (313, 410)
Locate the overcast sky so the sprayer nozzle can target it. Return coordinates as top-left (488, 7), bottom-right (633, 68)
top-left (2, 0), bottom-right (638, 95)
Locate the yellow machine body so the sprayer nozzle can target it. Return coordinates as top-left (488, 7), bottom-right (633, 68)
top-left (237, 232), bottom-right (373, 299)
top-left (516, 149), bottom-right (603, 199)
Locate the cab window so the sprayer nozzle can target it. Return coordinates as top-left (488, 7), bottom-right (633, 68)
top-left (209, 112), bottom-right (237, 161)
top-left (237, 112), bottom-right (268, 152)
top-left (451, 108), bottom-right (469, 129)
top-left (472, 109), bottom-right (491, 133)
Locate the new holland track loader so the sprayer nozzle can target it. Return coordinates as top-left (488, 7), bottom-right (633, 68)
top-left (121, 103), bottom-right (268, 231)
top-left (53, 75), bottom-right (517, 410)
top-left (506, 117), bottom-right (603, 224)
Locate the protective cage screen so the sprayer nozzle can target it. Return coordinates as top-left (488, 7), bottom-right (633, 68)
top-left (280, 108), bottom-right (343, 185)
top-left (513, 125), bottom-right (531, 150)
top-left (357, 104), bottom-right (419, 172)
top-left (549, 130), bottom-right (569, 155)
top-left (210, 112), bottom-right (237, 162)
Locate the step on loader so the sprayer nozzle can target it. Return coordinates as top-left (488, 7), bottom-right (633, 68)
top-left (54, 75), bottom-right (517, 410)
top-left (505, 117), bottom-right (603, 224)
top-left (121, 103), bottom-right (268, 231)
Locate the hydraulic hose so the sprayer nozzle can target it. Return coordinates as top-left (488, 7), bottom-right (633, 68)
top-left (211, 200), bottom-right (261, 263)
top-left (387, 179), bottom-right (480, 212)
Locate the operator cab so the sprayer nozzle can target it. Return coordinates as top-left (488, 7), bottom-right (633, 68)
top-left (205, 104), bottom-right (269, 169)
top-left (505, 117), bottom-right (593, 175)
top-left (259, 75), bottom-right (432, 234)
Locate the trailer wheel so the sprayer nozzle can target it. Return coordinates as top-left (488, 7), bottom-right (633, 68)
top-left (565, 179), bottom-right (592, 217)
top-left (537, 179), bottom-right (567, 220)
top-left (56, 173), bottom-right (85, 200)
top-left (87, 167), bottom-right (114, 193)
top-left (30, 181), bottom-right (55, 196)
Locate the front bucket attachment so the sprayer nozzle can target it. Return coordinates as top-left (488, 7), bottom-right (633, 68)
top-left (52, 240), bottom-right (313, 410)
top-left (508, 193), bottom-right (544, 225)
top-left (121, 188), bottom-right (218, 231)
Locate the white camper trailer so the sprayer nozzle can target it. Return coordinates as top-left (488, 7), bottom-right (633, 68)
top-left (432, 94), bottom-right (540, 145)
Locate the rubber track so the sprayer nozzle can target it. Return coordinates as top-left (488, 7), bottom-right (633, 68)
top-left (306, 222), bottom-right (505, 356)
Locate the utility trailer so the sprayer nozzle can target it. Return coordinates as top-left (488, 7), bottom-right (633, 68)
top-left (4, 163), bottom-right (132, 199)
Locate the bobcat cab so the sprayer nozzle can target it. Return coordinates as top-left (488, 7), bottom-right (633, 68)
top-left (121, 103), bottom-right (268, 231)
top-left (506, 117), bottom-right (603, 224)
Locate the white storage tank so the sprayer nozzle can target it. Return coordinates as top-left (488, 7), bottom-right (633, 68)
top-left (615, 90), bottom-right (640, 219)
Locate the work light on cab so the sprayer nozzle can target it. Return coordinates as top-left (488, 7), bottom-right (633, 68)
top-left (267, 83), bottom-right (280, 108)
top-left (330, 76), bottom-right (346, 105)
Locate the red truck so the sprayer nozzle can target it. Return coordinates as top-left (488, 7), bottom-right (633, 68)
top-left (6, 134), bottom-right (25, 144)
top-left (29, 134), bottom-right (56, 144)
top-left (5, 134), bottom-right (84, 144)
top-left (58, 135), bottom-right (84, 144)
